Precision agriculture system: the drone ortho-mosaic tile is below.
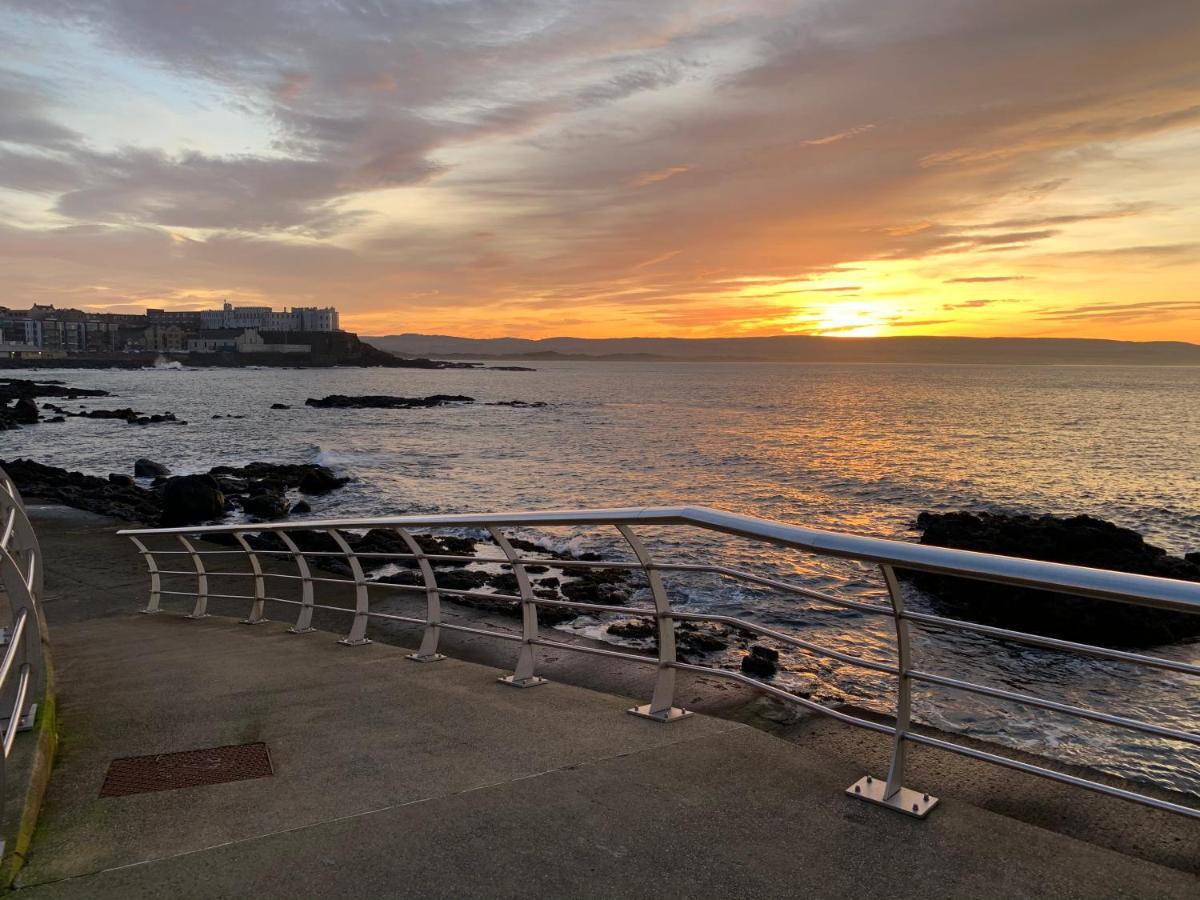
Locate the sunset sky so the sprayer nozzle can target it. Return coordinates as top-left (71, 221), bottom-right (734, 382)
top-left (1, 1), bottom-right (1198, 340)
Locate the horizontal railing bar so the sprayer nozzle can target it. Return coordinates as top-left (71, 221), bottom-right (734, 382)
top-left (531, 598), bottom-right (659, 616)
top-left (669, 610), bottom-right (898, 674)
top-left (120, 505), bottom-right (1200, 612)
top-left (655, 563), bottom-right (891, 615)
top-left (909, 670), bottom-right (1200, 746)
top-left (531, 638), bottom-right (657, 665)
top-left (668, 660), bottom-right (896, 735)
top-left (0, 610), bottom-right (27, 693)
top-left (903, 611), bottom-right (1200, 677)
top-left (363, 611), bottom-right (427, 627)
top-left (3, 664), bottom-right (31, 758)
top-left (905, 732), bottom-right (1200, 819)
top-left (438, 622), bottom-right (524, 642)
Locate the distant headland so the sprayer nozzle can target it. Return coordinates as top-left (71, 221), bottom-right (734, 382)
top-left (366, 333), bottom-right (1200, 366)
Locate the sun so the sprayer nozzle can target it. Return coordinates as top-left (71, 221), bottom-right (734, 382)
top-left (811, 302), bottom-right (891, 337)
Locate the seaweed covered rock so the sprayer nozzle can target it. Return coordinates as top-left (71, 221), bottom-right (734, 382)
top-left (909, 511), bottom-right (1200, 647)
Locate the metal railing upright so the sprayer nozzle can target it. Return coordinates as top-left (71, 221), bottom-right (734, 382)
top-left (120, 505), bottom-right (1200, 820)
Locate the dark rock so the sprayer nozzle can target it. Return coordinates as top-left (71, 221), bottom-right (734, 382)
top-left (270, 403), bottom-right (291, 410)
top-left (298, 467), bottom-right (348, 495)
top-left (607, 619), bottom-right (656, 639)
top-left (161, 475), bottom-right (226, 526)
top-left (305, 394), bottom-right (475, 410)
top-left (134, 458), bottom-right (170, 478)
top-left (240, 491), bottom-right (290, 521)
top-left (0, 378), bottom-right (108, 402)
top-left (909, 511), bottom-right (1200, 647)
top-left (1, 458), bottom-right (160, 523)
top-left (1187, 552), bottom-right (1200, 566)
top-left (740, 649), bottom-right (778, 678)
top-left (291, 500), bottom-right (312, 514)
top-left (488, 572), bottom-right (520, 593)
top-left (108, 474), bottom-right (135, 487)
top-left (537, 576), bottom-right (561, 588)
top-left (12, 397), bottom-right (39, 424)
top-left (435, 569), bottom-right (489, 591)
top-left (486, 400), bottom-right (548, 408)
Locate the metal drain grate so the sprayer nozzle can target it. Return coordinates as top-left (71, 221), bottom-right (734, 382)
top-left (99, 742), bottom-right (273, 797)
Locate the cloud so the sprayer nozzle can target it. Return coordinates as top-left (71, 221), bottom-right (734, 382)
top-left (1, 0), bottom-right (1199, 337)
top-left (630, 165), bottom-right (691, 187)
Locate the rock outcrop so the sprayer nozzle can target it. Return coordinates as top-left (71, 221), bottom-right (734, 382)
top-left (909, 511), bottom-right (1200, 647)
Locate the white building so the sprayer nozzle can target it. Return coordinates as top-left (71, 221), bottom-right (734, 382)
top-left (187, 328), bottom-right (309, 354)
top-left (199, 302), bottom-right (340, 333)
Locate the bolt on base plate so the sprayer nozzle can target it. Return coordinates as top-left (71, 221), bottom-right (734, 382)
top-left (846, 776), bottom-right (938, 818)
top-left (497, 674), bottom-right (547, 688)
top-left (407, 653), bottom-right (446, 663)
top-left (627, 704), bottom-right (693, 722)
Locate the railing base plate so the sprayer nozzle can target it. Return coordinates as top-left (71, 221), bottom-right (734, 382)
top-left (0, 702), bottom-right (37, 734)
top-left (338, 638), bottom-right (372, 647)
top-left (185, 613), bottom-right (210, 620)
top-left (497, 675), bottom-right (547, 688)
top-left (407, 653), bottom-right (446, 663)
top-left (138, 608), bottom-right (161, 615)
top-left (288, 626), bottom-right (316, 635)
top-left (627, 704), bottom-right (692, 723)
top-left (846, 776), bottom-right (938, 818)
top-left (240, 618), bottom-right (268, 625)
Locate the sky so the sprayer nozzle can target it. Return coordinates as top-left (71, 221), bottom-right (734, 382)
top-left (0, 1), bottom-right (1198, 341)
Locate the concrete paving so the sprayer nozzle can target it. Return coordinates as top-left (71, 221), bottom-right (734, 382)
top-left (11, 505), bottom-right (1200, 897)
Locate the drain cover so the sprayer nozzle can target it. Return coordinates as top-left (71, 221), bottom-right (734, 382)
top-left (100, 742), bottom-right (273, 797)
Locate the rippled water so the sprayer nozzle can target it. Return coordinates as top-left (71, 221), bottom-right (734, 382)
top-left (4, 362), bottom-right (1198, 794)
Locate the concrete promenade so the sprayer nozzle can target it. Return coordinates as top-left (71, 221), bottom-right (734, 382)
top-left (9, 506), bottom-right (1200, 897)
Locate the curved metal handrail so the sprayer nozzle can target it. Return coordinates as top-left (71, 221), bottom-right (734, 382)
top-left (120, 504), bottom-right (1200, 820)
top-left (0, 468), bottom-right (47, 856)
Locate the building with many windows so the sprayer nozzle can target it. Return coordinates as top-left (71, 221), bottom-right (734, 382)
top-left (199, 302), bottom-right (340, 333)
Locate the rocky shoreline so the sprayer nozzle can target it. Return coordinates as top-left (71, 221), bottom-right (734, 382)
top-left (0, 458), bottom-right (349, 526)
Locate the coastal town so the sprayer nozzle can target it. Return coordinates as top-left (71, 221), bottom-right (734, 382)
top-left (0, 301), bottom-right (341, 359)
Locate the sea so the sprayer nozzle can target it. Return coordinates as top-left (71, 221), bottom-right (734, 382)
top-left (4, 361), bottom-right (1199, 796)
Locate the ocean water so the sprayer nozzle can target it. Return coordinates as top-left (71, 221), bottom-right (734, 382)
top-left (4, 361), bottom-right (1199, 795)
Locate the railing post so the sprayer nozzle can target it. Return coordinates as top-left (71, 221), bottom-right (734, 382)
top-left (617, 525), bottom-right (691, 722)
top-left (327, 530), bottom-right (371, 646)
top-left (846, 564), bottom-right (937, 817)
top-left (233, 533), bottom-right (268, 625)
top-left (396, 528), bottom-right (445, 662)
top-left (278, 532), bottom-right (315, 634)
top-left (179, 535), bottom-right (209, 619)
top-left (489, 527), bottom-right (545, 687)
top-left (129, 537), bottom-right (162, 614)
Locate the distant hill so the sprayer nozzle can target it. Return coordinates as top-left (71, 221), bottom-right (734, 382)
top-left (364, 333), bottom-right (1200, 366)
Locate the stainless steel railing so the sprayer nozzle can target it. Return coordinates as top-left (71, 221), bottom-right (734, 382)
top-left (0, 468), bottom-right (47, 848)
top-left (120, 505), bottom-right (1200, 820)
